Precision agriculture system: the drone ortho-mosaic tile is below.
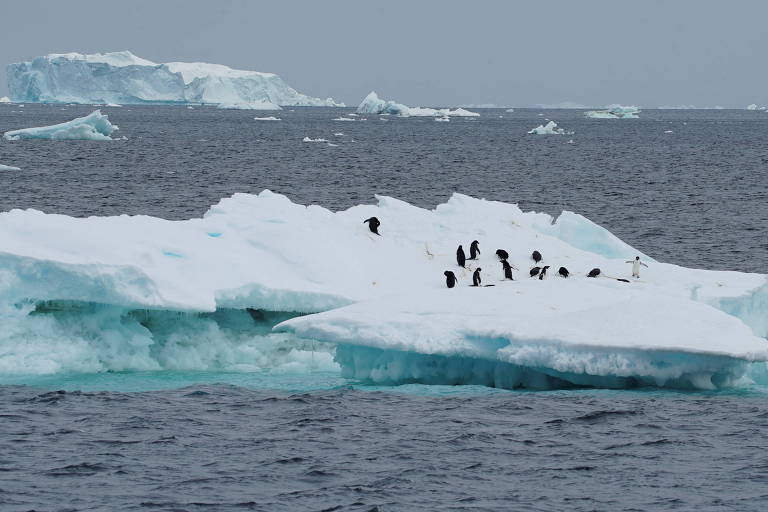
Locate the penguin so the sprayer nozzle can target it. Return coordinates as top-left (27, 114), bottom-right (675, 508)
top-left (496, 249), bottom-right (509, 261)
top-left (444, 270), bottom-right (457, 288)
top-left (538, 265), bottom-right (550, 280)
top-left (456, 245), bottom-right (466, 268)
top-left (558, 266), bottom-right (569, 278)
top-left (469, 240), bottom-right (480, 260)
top-left (501, 259), bottom-right (515, 280)
top-left (472, 268), bottom-right (482, 287)
top-left (587, 268), bottom-right (601, 278)
top-left (363, 217), bottom-right (381, 235)
top-left (532, 250), bottom-right (542, 264)
top-left (530, 266), bottom-right (541, 278)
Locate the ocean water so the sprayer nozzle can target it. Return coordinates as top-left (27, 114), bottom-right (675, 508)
top-left (1, 104), bottom-right (767, 511)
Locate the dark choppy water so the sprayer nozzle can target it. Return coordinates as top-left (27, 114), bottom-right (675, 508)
top-left (1, 104), bottom-right (767, 511)
top-left (2, 385), bottom-right (768, 512)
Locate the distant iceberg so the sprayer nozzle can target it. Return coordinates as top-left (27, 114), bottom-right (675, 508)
top-left (356, 91), bottom-right (479, 117)
top-left (528, 120), bottom-right (571, 135)
top-left (6, 51), bottom-right (344, 109)
top-left (0, 164), bottom-right (21, 171)
top-left (746, 104), bottom-right (766, 111)
top-left (585, 105), bottom-right (640, 119)
top-left (0, 96), bottom-right (11, 103)
top-left (3, 110), bottom-right (118, 141)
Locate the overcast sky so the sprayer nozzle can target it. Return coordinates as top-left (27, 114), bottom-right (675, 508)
top-left (1, 0), bottom-right (766, 107)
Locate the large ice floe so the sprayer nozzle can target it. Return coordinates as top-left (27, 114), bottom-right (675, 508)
top-left (356, 91), bottom-right (479, 117)
top-left (6, 51), bottom-right (343, 109)
top-left (0, 191), bottom-right (765, 388)
top-left (585, 105), bottom-right (641, 119)
top-left (3, 110), bottom-right (118, 141)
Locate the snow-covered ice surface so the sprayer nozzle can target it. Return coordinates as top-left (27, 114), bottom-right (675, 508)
top-left (356, 91), bottom-right (479, 117)
top-left (3, 110), bottom-right (118, 141)
top-left (0, 191), bottom-right (765, 388)
top-left (528, 120), bottom-right (571, 135)
top-left (7, 51), bottom-right (343, 109)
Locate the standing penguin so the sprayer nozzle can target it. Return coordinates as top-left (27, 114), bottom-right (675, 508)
top-left (625, 256), bottom-right (649, 278)
top-left (472, 268), bottom-right (482, 287)
top-left (496, 249), bottom-right (509, 261)
top-left (501, 259), bottom-right (516, 280)
top-left (532, 250), bottom-right (542, 264)
top-left (457, 245), bottom-right (466, 268)
top-left (469, 240), bottom-right (481, 260)
top-left (363, 217), bottom-right (381, 235)
top-left (558, 266), bottom-right (569, 278)
top-left (538, 265), bottom-right (550, 280)
top-left (444, 271), bottom-right (457, 288)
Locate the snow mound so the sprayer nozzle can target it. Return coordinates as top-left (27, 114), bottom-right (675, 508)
top-left (0, 164), bottom-right (22, 171)
top-left (356, 91), bottom-right (479, 117)
top-left (7, 51), bottom-right (343, 108)
top-left (585, 105), bottom-right (641, 119)
top-left (528, 120), bottom-right (571, 135)
top-left (0, 191), bottom-right (765, 387)
top-left (3, 110), bottom-right (118, 141)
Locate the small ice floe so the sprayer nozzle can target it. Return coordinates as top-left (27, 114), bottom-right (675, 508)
top-left (0, 164), bottom-right (22, 171)
top-left (0, 96), bottom-right (11, 103)
top-left (3, 110), bottom-right (118, 141)
top-left (347, 113), bottom-right (358, 117)
top-left (105, 103), bottom-right (122, 107)
top-left (334, 132), bottom-right (344, 136)
top-left (254, 116), bottom-right (281, 121)
top-left (567, 139), bottom-right (575, 144)
top-left (333, 117), bottom-right (355, 121)
top-left (506, 108), bottom-right (514, 112)
top-left (303, 137), bottom-right (328, 143)
top-left (435, 116), bottom-right (450, 122)
top-left (664, 130), bottom-right (674, 134)
top-left (327, 143), bottom-right (338, 147)
top-left (528, 120), bottom-right (572, 135)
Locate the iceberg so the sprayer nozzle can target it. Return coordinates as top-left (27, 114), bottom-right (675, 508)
top-left (0, 96), bottom-right (11, 103)
top-left (0, 164), bottom-right (22, 171)
top-left (0, 191), bottom-right (765, 387)
top-left (356, 91), bottom-right (479, 117)
top-left (528, 120), bottom-right (571, 135)
top-left (585, 105), bottom-right (641, 119)
top-left (7, 51), bottom-right (343, 109)
top-left (3, 110), bottom-right (118, 141)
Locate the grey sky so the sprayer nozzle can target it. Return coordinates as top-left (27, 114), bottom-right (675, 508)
top-left (1, 0), bottom-right (766, 107)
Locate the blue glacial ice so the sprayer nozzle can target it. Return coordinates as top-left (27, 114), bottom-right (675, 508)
top-left (0, 191), bottom-right (765, 388)
top-left (7, 51), bottom-right (343, 109)
top-left (3, 110), bottom-right (118, 140)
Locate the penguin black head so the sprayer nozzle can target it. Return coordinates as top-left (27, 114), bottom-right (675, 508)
top-left (635, 256), bottom-right (640, 260)
top-left (471, 240), bottom-right (479, 246)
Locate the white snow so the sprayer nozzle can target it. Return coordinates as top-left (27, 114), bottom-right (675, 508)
top-left (7, 51), bottom-right (343, 108)
top-left (253, 116), bottom-right (281, 121)
top-left (3, 110), bottom-right (118, 141)
top-left (528, 120), bottom-right (571, 135)
top-left (356, 91), bottom-right (479, 117)
top-left (0, 164), bottom-right (22, 171)
top-left (0, 191), bottom-right (765, 388)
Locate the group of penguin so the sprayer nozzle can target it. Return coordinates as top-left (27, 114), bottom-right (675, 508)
top-left (361, 216), bottom-right (610, 289)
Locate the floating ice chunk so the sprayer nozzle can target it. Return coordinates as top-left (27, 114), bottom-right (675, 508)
top-left (333, 117), bottom-right (356, 121)
top-left (302, 137), bottom-right (328, 142)
top-left (327, 143), bottom-right (338, 147)
top-left (528, 120), bottom-right (571, 135)
top-left (747, 104), bottom-right (759, 110)
top-left (585, 105), bottom-right (641, 119)
top-left (105, 103), bottom-right (122, 107)
top-left (356, 91), bottom-right (479, 117)
top-left (253, 116), bottom-right (281, 121)
top-left (505, 108), bottom-right (514, 112)
top-left (434, 116), bottom-right (450, 122)
top-left (0, 97), bottom-right (11, 103)
top-left (334, 132), bottom-right (344, 136)
top-left (0, 164), bottom-right (22, 171)
top-left (664, 130), bottom-right (674, 133)
top-left (3, 110), bottom-right (118, 141)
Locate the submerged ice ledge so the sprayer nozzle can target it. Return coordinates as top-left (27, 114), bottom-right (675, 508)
top-left (0, 191), bottom-right (766, 388)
